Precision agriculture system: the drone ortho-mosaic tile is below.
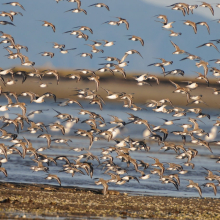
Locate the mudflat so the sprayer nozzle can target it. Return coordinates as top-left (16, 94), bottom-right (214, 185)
top-left (0, 182), bottom-right (219, 219)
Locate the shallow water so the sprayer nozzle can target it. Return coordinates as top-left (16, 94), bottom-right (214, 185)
top-left (1, 96), bottom-right (220, 199)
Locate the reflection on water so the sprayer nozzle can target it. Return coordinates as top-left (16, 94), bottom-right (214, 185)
top-left (1, 96), bottom-right (220, 199)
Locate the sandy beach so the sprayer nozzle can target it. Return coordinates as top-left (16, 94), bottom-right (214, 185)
top-left (3, 72), bottom-right (220, 109)
top-left (0, 182), bottom-right (219, 219)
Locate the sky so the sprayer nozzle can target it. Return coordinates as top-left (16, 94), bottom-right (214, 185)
top-left (0, 0), bottom-right (220, 76)
top-left (142, 0), bottom-right (219, 19)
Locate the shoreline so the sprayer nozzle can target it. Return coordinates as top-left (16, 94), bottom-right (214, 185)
top-left (0, 182), bottom-right (220, 219)
top-left (1, 72), bottom-right (219, 109)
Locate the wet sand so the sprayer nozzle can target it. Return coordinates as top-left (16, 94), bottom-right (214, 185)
top-left (0, 182), bottom-right (219, 219)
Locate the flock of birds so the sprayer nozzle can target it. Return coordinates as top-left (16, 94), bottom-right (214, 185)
top-left (0, 0), bottom-right (220, 198)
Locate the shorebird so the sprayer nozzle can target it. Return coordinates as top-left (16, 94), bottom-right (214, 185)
top-left (39, 52), bottom-right (54, 58)
top-left (50, 123), bottom-right (65, 135)
top-left (197, 139), bottom-right (213, 153)
top-left (112, 65), bottom-right (126, 78)
top-left (45, 174), bottom-right (61, 186)
top-left (160, 174), bottom-right (179, 190)
top-left (22, 137), bottom-right (38, 159)
top-left (98, 67), bottom-right (115, 76)
top-left (89, 40), bottom-right (102, 47)
top-left (8, 43), bottom-right (28, 52)
top-left (209, 59), bottom-right (220, 65)
top-left (3, 2), bottom-right (25, 10)
top-left (121, 175), bottom-right (139, 183)
top-left (31, 160), bottom-right (48, 172)
top-left (169, 5), bottom-right (187, 16)
top-left (183, 20), bottom-right (197, 34)
top-left (0, 11), bottom-right (14, 21)
top-left (76, 129), bottom-right (97, 150)
top-left (148, 156), bottom-right (165, 174)
top-left (210, 67), bottom-right (220, 77)
top-left (203, 167), bottom-right (218, 181)
top-left (213, 19), bottom-right (220, 24)
top-left (88, 3), bottom-right (109, 11)
top-left (162, 21), bottom-right (175, 29)
top-left (53, 109), bottom-right (72, 120)
top-left (88, 75), bottom-right (100, 91)
top-left (102, 88), bottom-right (121, 100)
top-left (116, 17), bottom-right (129, 30)
top-left (50, 42), bottom-right (65, 49)
top-left (182, 81), bottom-right (198, 91)
top-left (94, 178), bottom-right (109, 195)
top-left (73, 26), bottom-right (93, 34)
top-left (156, 58), bottom-right (173, 66)
top-left (77, 53), bottom-right (93, 59)
top-left (108, 115), bottom-right (127, 127)
top-left (9, 11), bottom-right (23, 16)
top-left (120, 49), bottom-right (142, 63)
top-left (169, 80), bottom-right (190, 99)
top-left (89, 97), bottom-right (104, 110)
top-left (164, 69), bottom-right (184, 76)
top-left (196, 42), bottom-right (219, 52)
top-left (76, 32), bottom-right (89, 40)
top-left (100, 56), bottom-right (120, 62)
top-left (0, 31), bottom-right (15, 44)
top-left (154, 14), bottom-right (168, 24)
top-left (195, 60), bottom-right (209, 77)
top-left (75, 68), bottom-right (96, 75)
top-left (0, 21), bottom-right (15, 26)
top-left (200, 2), bottom-right (214, 16)
top-left (27, 109), bottom-right (49, 117)
top-left (148, 62), bottom-right (165, 73)
top-left (20, 55), bottom-right (35, 66)
top-left (64, 29), bottom-right (83, 36)
top-left (137, 160), bottom-right (149, 170)
top-left (0, 167), bottom-right (7, 177)
top-left (189, 5), bottom-right (198, 14)
top-left (170, 41), bottom-right (185, 54)
top-left (67, 0), bottom-right (81, 7)
top-left (57, 99), bottom-right (83, 108)
top-left (44, 69), bottom-right (59, 85)
top-left (86, 44), bottom-right (103, 53)
top-left (160, 118), bottom-right (181, 126)
top-left (202, 183), bottom-right (217, 196)
top-left (196, 21), bottom-right (210, 34)
top-left (186, 179), bottom-right (202, 198)
top-left (0, 39), bottom-right (11, 45)
top-left (166, 29), bottom-right (182, 37)
top-left (127, 35), bottom-right (144, 46)
top-left (133, 74), bottom-right (148, 85)
top-left (102, 20), bottom-right (119, 26)
top-left (180, 53), bottom-right (201, 61)
top-left (60, 48), bottom-right (76, 54)
top-left (207, 87), bottom-right (220, 95)
top-left (65, 8), bottom-right (87, 15)
top-left (52, 138), bottom-right (72, 146)
top-left (40, 20), bottom-right (56, 32)
top-left (38, 134), bottom-right (52, 148)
